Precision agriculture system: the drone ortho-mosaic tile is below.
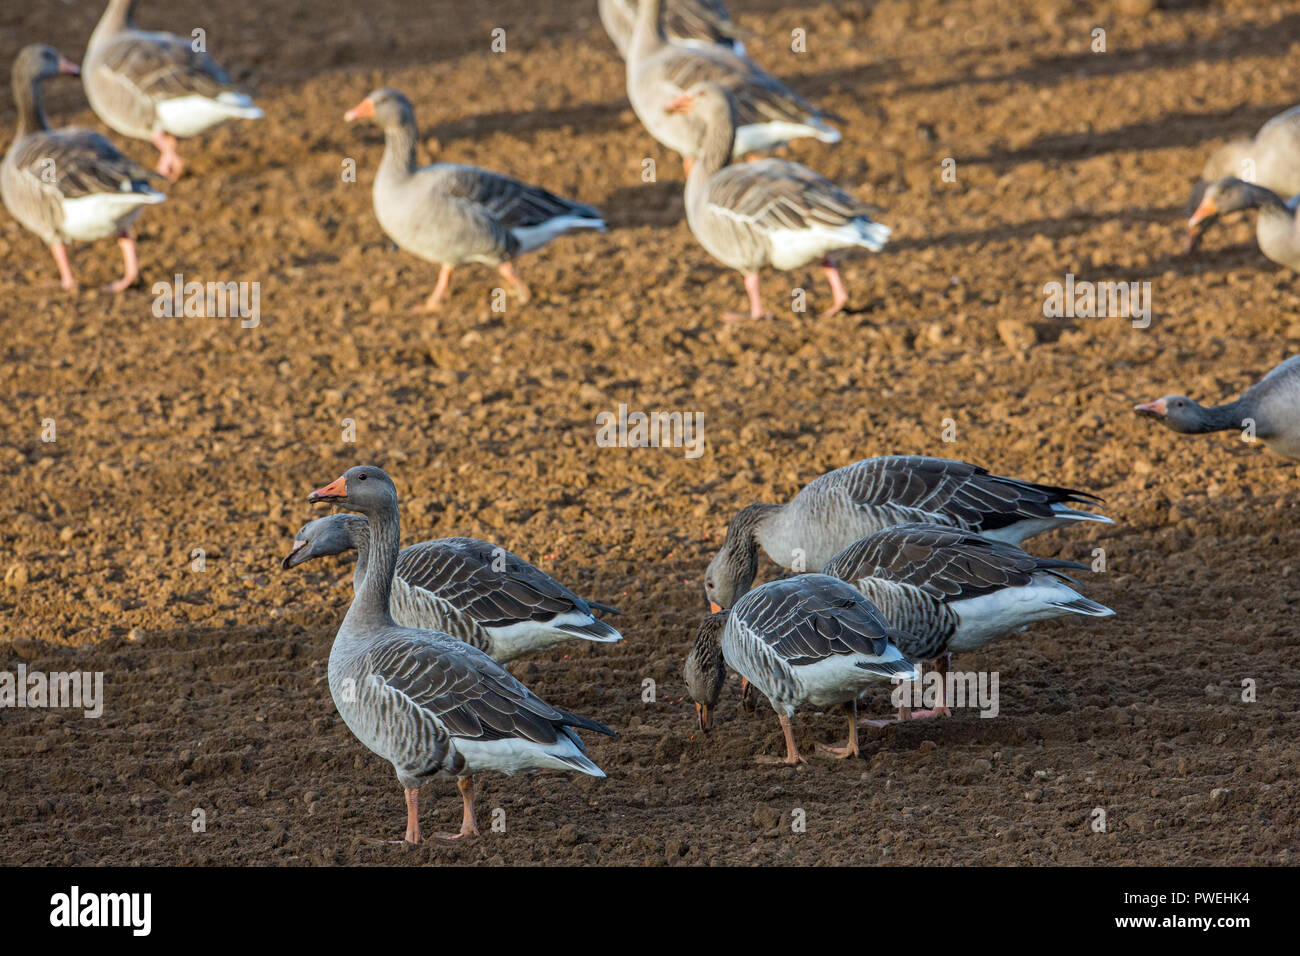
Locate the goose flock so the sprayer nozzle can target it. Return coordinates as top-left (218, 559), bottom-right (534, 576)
top-left (5, 1), bottom-right (1298, 846)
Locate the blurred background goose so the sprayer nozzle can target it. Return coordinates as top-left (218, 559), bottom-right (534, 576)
top-left (283, 513), bottom-right (623, 661)
top-left (687, 575), bottom-right (916, 762)
top-left (669, 82), bottom-right (887, 320)
top-left (824, 523), bottom-right (1113, 719)
top-left (305, 465), bottom-right (614, 843)
top-left (1187, 177), bottom-right (1300, 270)
top-left (626, 0), bottom-right (839, 166)
top-left (1189, 104), bottom-right (1300, 226)
top-left (704, 455), bottom-right (1111, 613)
top-left (345, 88), bottom-right (605, 311)
top-left (83, 0), bottom-right (263, 180)
top-left (600, 0), bottom-right (745, 58)
top-left (1135, 355), bottom-right (1300, 461)
top-left (2, 45), bottom-right (164, 291)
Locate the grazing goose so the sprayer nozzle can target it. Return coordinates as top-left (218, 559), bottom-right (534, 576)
top-left (683, 612), bottom-right (727, 731)
top-left (305, 466), bottom-right (614, 843)
top-left (83, 0), bottom-right (263, 180)
top-left (600, 0), bottom-right (745, 58)
top-left (2, 45), bottom-right (164, 292)
top-left (824, 523), bottom-right (1113, 719)
top-left (1134, 355), bottom-right (1300, 461)
top-left (1187, 177), bottom-right (1300, 270)
top-left (704, 455), bottom-right (1111, 612)
top-left (626, 0), bottom-right (839, 165)
top-left (344, 88), bottom-right (605, 311)
top-left (282, 513), bottom-right (623, 661)
top-left (1189, 105), bottom-right (1300, 225)
top-left (670, 82), bottom-right (888, 320)
top-left (686, 576), bottom-right (917, 762)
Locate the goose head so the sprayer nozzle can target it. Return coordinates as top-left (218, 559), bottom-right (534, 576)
top-left (281, 513), bottom-right (359, 570)
top-left (344, 88), bottom-right (415, 130)
top-left (1134, 395), bottom-right (1204, 432)
top-left (14, 44), bottom-right (79, 85)
top-left (684, 613), bottom-right (727, 732)
top-left (307, 464), bottom-right (398, 517)
top-left (1187, 177), bottom-right (1260, 248)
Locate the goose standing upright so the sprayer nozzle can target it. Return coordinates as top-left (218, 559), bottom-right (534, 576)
top-left (823, 523), bottom-right (1114, 719)
top-left (2, 45), bottom-right (164, 291)
top-left (704, 455), bottom-right (1111, 612)
top-left (1134, 355), bottom-right (1300, 461)
top-left (344, 89), bottom-right (605, 312)
top-left (626, 0), bottom-right (839, 165)
top-left (304, 466), bottom-right (614, 843)
top-left (1187, 177), bottom-right (1300, 270)
top-left (685, 576), bottom-right (917, 762)
top-left (82, 0), bottom-right (263, 180)
top-left (669, 82), bottom-right (888, 320)
top-left (282, 513), bottom-right (623, 661)
top-left (600, 0), bottom-right (745, 58)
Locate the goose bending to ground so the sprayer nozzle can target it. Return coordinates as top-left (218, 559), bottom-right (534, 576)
top-left (2, 45), bottom-right (164, 292)
top-left (685, 576), bottom-right (917, 761)
top-left (1189, 105), bottom-right (1300, 226)
top-left (824, 523), bottom-right (1113, 719)
top-left (83, 0), bottom-right (263, 180)
top-left (683, 612), bottom-right (727, 731)
top-left (282, 513), bottom-right (623, 661)
top-left (1187, 177), bottom-right (1300, 270)
top-left (1134, 355), bottom-right (1300, 461)
top-left (704, 455), bottom-right (1111, 612)
top-left (600, 0), bottom-right (745, 58)
top-left (627, 0), bottom-right (839, 165)
top-left (305, 466), bottom-right (614, 843)
top-left (344, 89), bottom-right (605, 311)
top-left (670, 82), bottom-right (887, 320)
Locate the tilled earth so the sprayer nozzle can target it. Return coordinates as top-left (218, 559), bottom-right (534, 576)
top-left (1, 0), bottom-right (1298, 865)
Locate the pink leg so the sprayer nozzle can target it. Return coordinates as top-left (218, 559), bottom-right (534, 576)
top-left (910, 653), bottom-right (951, 719)
top-left (416, 263), bottom-right (453, 312)
top-left (106, 234), bottom-right (139, 292)
top-left (50, 243), bottom-right (77, 290)
top-left (151, 130), bottom-right (184, 181)
top-left (682, 155), bottom-right (695, 176)
top-left (724, 273), bottom-right (771, 323)
top-left (820, 256), bottom-right (849, 318)
top-left (436, 776), bottom-right (481, 840)
top-left (498, 261), bottom-right (531, 304)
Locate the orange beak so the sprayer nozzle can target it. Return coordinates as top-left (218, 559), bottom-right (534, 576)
top-left (58, 57), bottom-right (80, 76)
top-left (1188, 196), bottom-right (1217, 230)
top-left (695, 701), bottom-right (713, 732)
top-left (709, 601), bottom-right (721, 614)
top-left (344, 98), bottom-right (375, 122)
top-left (665, 91), bottom-right (695, 114)
top-left (1133, 399), bottom-right (1167, 417)
top-left (307, 475), bottom-right (348, 503)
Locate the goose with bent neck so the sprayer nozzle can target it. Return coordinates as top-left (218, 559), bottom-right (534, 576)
top-left (1134, 355), bottom-right (1300, 460)
top-left (282, 512), bottom-right (623, 661)
top-left (307, 465), bottom-right (614, 844)
top-left (1188, 177), bottom-right (1300, 270)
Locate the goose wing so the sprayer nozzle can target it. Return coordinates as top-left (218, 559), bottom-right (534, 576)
top-left (705, 158), bottom-right (874, 233)
top-left (736, 575), bottom-right (895, 666)
top-left (425, 164), bottom-right (600, 230)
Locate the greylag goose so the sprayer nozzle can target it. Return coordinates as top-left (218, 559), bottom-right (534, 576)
top-left (1134, 355), bottom-right (1300, 461)
top-left (282, 513), bottom-right (623, 661)
top-left (626, 0), bottom-right (839, 164)
top-left (1189, 105), bottom-right (1300, 224)
top-left (824, 523), bottom-right (1113, 719)
top-left (600, 0), bottom-right (745, 58)
top-left (344, 89), bottom-right (605, 311)
top-left (1187, 177), bottom-right (1300, 271)
top-left (83, 0), bottom-right (263, 180)
top-left (669, 82), bottom-right (887, 320)
top-left (305, 466), bottom-right (614, 843)
top-left (686, 575), bottom-right (917, 762)
top-left (682, 611), bottom-right (726, 731)
top-left (2, 45), bottom-right (164, 292)
top-left (704, 455), bottom-right (1111, 612)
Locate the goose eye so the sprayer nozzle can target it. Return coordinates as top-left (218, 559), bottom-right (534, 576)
top-left (358, 473), bottom-right (368, 481)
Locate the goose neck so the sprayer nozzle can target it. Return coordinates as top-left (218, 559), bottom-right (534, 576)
top-left (12, 72), bottom-right (47, 139)
top-left (347, 503), bottom-right (400, 628)
top-left (90, 0), bottom-right (133, 49)
top-left (380, 119), bottom-right (419, 177)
